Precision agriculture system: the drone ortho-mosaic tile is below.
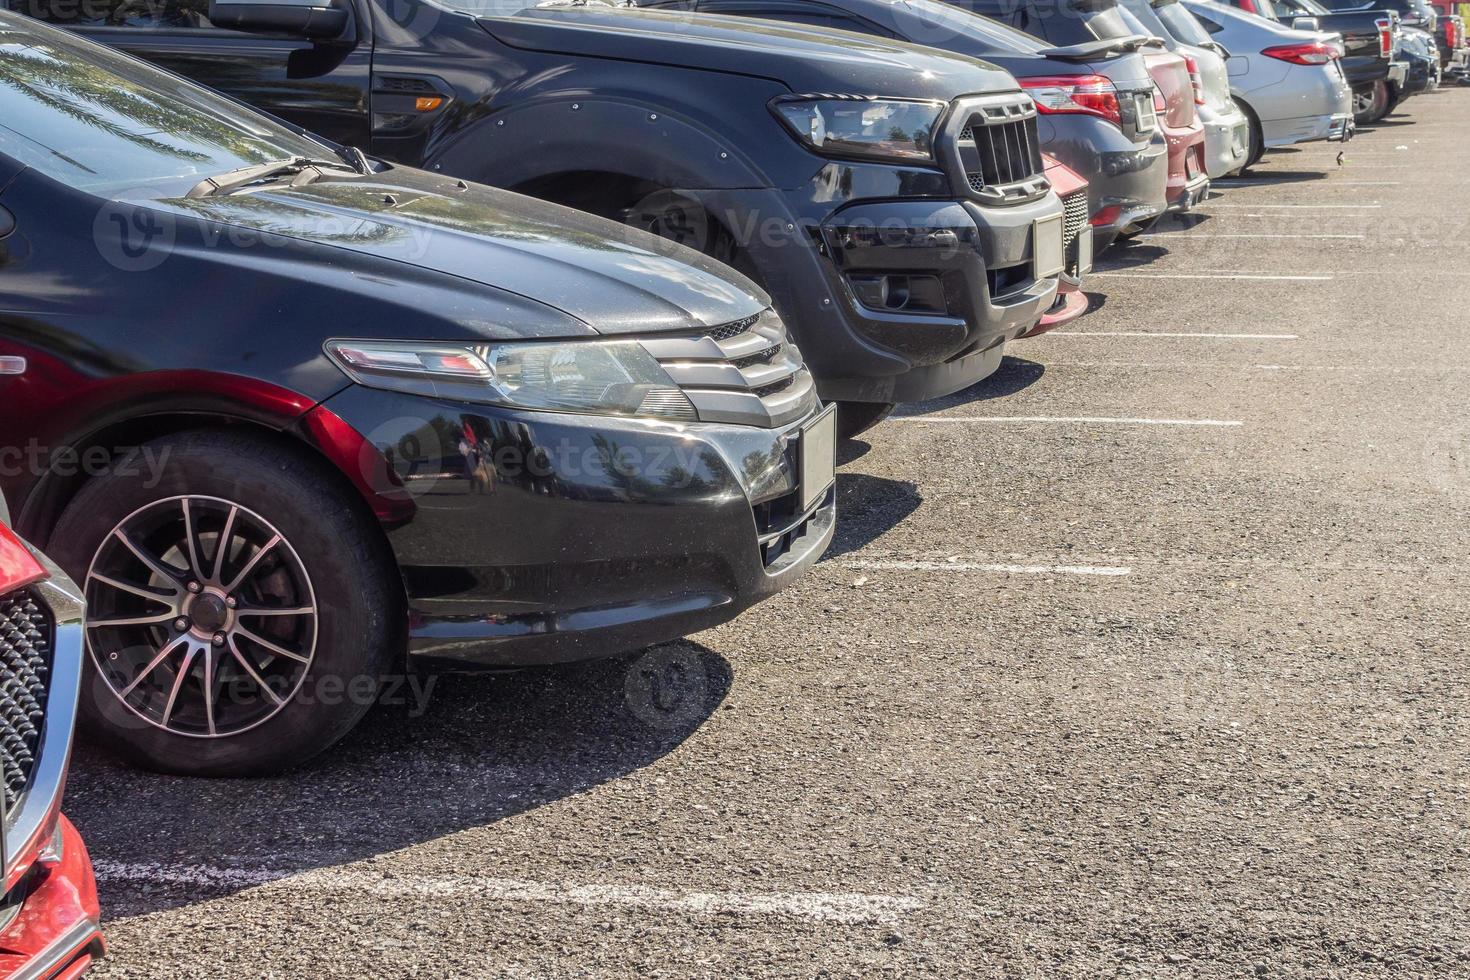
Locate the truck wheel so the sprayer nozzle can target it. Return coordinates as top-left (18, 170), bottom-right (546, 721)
top-left (836, 401), bottom-right (896, 440)
top-left (48, 429), bottom-right (402, 776)
top-left (1354, 81), bottom-right (1390, 124)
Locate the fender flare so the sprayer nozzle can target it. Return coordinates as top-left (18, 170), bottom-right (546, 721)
top-left (427, 95), bottom-right (771, 194)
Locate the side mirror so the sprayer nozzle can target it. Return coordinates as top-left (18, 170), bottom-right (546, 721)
top-left (1291, 14), bottom-right (1321, 28)
top-left (208, 0), bottom-right (351, 39)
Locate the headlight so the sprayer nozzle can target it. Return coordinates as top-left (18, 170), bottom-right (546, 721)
top-left (770, 96), bottom-right (946, 164)
top-left (325, 339), bottom-right (698, 421)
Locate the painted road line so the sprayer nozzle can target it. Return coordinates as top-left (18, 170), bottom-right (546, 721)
top-left (1200, 203), bottom-right (1383, 209)
top-left (93, 862), bottom-right (925, 925)
top-left (1045, 331), bottom-right (1298, 339)
top-left (843, 560), bottom-right (1132, 577)
top-left (889, 416), bottom-right (1243, 427)
top-left (1137, 233), bottom-right (1364, 240)
top-left (1091, 273), bottom-right (1332, 281)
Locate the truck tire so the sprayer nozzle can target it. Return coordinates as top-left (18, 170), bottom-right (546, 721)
top-left (1354, 81), bottom-right (1391, 124)
top-left (836, 401), bottom-right (896, 440)
top-left (48, 429), bottom-right (402, 777)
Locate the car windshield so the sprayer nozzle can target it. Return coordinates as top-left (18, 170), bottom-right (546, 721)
top-left (0, 12), bottom-right (335, 196)
top-left (1118, 0), bottom-right (1170, 37)
top-left (1154, 0), bottom-right (1215, 43)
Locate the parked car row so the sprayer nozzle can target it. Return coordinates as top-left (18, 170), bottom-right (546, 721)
top-left (0, 0), bottom-right (1454, 966)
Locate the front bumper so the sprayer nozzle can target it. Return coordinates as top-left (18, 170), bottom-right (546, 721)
top-left (323, 385), bottom-right (835, 667)
top-left (699, 182), bottom-right (1063, 405)
top-left (0, 817), bottom-right (104, 980)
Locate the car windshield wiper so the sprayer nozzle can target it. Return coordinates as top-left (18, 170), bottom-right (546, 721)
top-left (335, 144), bottom-right (374, 175)
top-left (186, 157), bottom-right (357, 199)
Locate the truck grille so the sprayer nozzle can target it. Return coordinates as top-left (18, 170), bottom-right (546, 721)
top-left (945, 95), bottom-right (1049, 206)
top-left (1062, 188), bottom-right (1089, 273)
top-left (0, 589), bottom-right (52, 813)
top-left (639, 309), bottom-right (819, 428)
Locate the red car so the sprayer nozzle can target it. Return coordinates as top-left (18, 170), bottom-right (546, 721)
top-left (1024, 154), bottom-right (1095, 337)
top-left (1142, 49), bottom-right (1211, 213)
top-left (0, 506), bottom-right (104, 978)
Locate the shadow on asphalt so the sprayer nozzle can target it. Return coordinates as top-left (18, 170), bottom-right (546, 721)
top-left (66, 642), bottom-right (732, 917)
top-left (1217, 169), bottom-right (1333, 184)
top-left (1096, 240), bottom-right (1168, 271)
top-left (893, 355), bottom-right (1045, 417)
top-left (824, 473), bottom-right (922, 560)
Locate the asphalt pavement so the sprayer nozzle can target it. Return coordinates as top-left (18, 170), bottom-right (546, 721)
top-left (72, 88), bottom-right (1470, 979)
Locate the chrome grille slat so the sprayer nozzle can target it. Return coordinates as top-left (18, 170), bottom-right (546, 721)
top-left (641, 310), bottom-right (819, 429)
top-left (1062, 189), bottom-right (1089, 250)
top-left (0, 588), bottom-right (52, 812)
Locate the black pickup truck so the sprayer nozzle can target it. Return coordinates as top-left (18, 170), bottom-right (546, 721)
top-left (20, 0), bottom-right (1070, 436)
top-left (1231, 0), bottom-right (1407, 122)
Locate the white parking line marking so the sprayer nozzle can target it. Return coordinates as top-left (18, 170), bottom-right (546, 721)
top-left (1092, 273), bottom-right (1333, 281)
top-left (1138, 233), bottom-right (1363, 240)
top-left (1201, 203), bottom-right (1383, 209)
top-left (1046, 331), bottom-right (1298, 339)
top-left (890, 416), bottom-right (1244, 427)
top-left (1211, 180), bottom-right (1400, 187)
top-left (843, 560), bottom-right (1132, 577)
top-left (93, 862), bottom-right (924, 925)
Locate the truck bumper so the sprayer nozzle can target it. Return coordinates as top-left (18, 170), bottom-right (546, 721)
top-left (710, 188), bottom-right (1064, 405)
top-left (323, 386), bottom-right (835, 668)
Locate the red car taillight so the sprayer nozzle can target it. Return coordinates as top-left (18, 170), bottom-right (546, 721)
top-left (1377, 17), bottom-right (1393, 57)
top-left (1152, 84), bottom-right (1167, 113)
top-left (1262, 41), bottom-right (1343, 65)
top-left (1184, 56), bottom-right (1206, 106)
top-left (1020, 75), bottom-right (1123, 127)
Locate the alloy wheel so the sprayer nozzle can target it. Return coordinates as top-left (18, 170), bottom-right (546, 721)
top-left (84, 495), bottom-right (317, 738)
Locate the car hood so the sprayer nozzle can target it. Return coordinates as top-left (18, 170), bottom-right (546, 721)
top-left (485, 6), bottom-right (1019, 99)
top-left (147, 167), bottom-right (766, 337)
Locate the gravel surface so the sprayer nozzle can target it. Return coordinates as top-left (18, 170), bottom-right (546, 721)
top-left (70, 90), bottom-right (1470, 978)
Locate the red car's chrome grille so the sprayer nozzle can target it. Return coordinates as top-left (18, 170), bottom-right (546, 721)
top-left (0, 588), bottom-right (53, 812)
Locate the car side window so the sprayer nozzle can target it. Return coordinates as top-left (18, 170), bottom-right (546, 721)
top-left (9, 0), bottom-right (214, 29)
top-left (950, 0), bottom-right (1032, 31)
top-left (1191, 9), bottom-right (1224, 31)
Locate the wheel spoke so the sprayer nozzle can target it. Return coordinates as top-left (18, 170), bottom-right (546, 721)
top-left (88, 571), bottom-right (178, 605)
top-left (160, 645), bottom-right (199, 728)
top-left (223, 534), bottom-right (280, 594)
top-left (203, 649), bottom-right (219, 736)
top-left (120, 633), bottom-right (189, 698)
top-left (113, 529), bottom-right (186, 591)
top-left (235, 625), bottom-right (309, 664)
top-left (181, 498), bottom-right (205, 580)
top-left (211, 504), bottom-right (239, 585)
top-left (227, 635), bottom-right (285, 706)
top-left (90, 611), bottom-right (177, 629)
top-left (236, 606), bottom-right (314, 618)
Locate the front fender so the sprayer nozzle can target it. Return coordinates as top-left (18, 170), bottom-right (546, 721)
top-left (427, 79), bottom-right (800, 192)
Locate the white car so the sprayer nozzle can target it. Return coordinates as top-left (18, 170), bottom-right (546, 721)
top-left (1182, 0), bottom-right (1354, 165)
top-left (1120, 0), bottom-right (1253, 176)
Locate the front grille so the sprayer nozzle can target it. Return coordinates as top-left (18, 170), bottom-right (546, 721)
top-left (639, 309), bottom-right (819, 428)
top-left (958, 114), bottom-right (1043, 190)
top-left (946, 95), bottom-right (1048, 207)
top-left (0, 589), bottom-right (52, 812)
top-left (1062, 189), bottom-right (1089, 251)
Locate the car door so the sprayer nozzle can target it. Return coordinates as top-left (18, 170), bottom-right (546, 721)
top-left (8, 0), bottom-right (373, 148)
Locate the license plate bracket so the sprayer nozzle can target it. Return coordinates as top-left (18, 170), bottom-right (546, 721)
top-left (1034, 214), bottom-right (1065, 280)
top-left (799, 404), bottom-right (837, 513)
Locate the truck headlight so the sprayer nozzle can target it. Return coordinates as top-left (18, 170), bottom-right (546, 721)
top-left (770, 95), bottom-right (946, 164)
top-left (325, 339), bottom-right (698, 421)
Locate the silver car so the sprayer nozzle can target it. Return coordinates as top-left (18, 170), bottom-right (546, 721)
top-left (1120, 0), bottom-right (1252, 176)
top-left (1183, 0), bottom-right (1354, 163)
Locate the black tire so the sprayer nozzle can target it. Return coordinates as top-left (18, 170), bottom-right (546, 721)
top-left (49, 428), bottom-right (402, 777)
top-left (1354, 80), bottom-right (1391, 125)
top-left (836, 401), bottom-right (896, 440)
top-left (1235, 97), bottom-right (1265, 170)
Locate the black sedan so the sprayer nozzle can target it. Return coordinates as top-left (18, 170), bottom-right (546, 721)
top-left (0, 12), bottom-right (836, 776)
